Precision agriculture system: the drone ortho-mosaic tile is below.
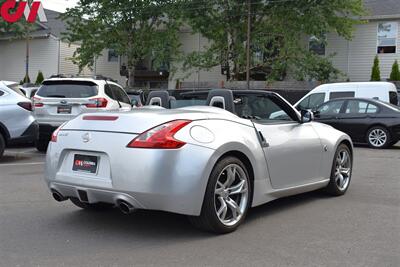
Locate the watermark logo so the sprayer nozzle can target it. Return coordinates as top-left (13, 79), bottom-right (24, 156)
top-left (1, 0), bottom-right (47, 23)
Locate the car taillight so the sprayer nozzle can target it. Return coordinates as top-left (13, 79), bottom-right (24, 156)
top-left (50, 123), bottom-right (66, 143)
top-left (127, 120), bottom-right (192, 149)
top-left (85, 98), bottom-right (108, 108)
top-left (17, 102), bottom-right (32, 111)
top-left (32, 97), bottom-right (43, 107)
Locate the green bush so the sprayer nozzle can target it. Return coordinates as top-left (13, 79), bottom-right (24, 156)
top-left (35, 71), bottom-right (45, 85)
top-left (22, 74), bottom-right (31, 84)
top-left (389, 60), bottom-right (400, 81)
top-left (370, 55), bottom-right (381, 81)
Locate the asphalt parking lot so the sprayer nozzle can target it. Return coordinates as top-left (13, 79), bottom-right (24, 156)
top-left (0, 144), bottom-right (399, 267)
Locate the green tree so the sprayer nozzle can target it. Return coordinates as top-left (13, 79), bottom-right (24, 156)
top-left (61, 0), bottom-right (181, 87)
top-left (35, 70), bottom-right (45, 84)
top-left (389, 60), bottom-right (400, 81)
top-left (370, 55), bottom-right (381, 81)
top-left (22, 74), bottom-right (31, 84)
top-left (179, 0), bottom-right (364, 82)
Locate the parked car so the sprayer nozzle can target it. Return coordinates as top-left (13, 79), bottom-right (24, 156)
top-left (271, 82), bottom-right (399, 119)
top-left (314, 97), bottom-right (400, 148)
top-left (0, 82), bottom-right (38, 158)
top-left (45, 89), bottom-right (353, 234)
top-left (33, 76), bottom-right (132, 152)
top-left (20, 83), bottom-right (39, 99)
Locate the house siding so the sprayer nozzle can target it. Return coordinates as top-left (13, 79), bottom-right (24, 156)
top-left (94, 50), bottom-right (126, 86)
top-left (59, 42), bottom-right (92, 76)
top-left (0, 37), bottom-right (59, 82)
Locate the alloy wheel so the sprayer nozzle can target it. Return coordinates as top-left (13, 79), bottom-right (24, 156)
top-left (334, 149), bottom-right (351, 191)
top-left (368, 128), bottom-right (387, 148)
top-left (214, 164), bottom-right (249, 227)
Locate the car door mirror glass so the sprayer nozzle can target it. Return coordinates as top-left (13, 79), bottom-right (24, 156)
top-left (301, 110), bottom-right (314, 123)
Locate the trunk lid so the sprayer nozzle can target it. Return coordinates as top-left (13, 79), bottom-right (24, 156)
top-left (62, 107), bottom-right (214, 134)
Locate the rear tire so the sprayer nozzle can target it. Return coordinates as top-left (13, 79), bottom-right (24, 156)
top-left (0, 134), bottom-right (5, 159)
top-left (325, 144), bottom-right (352, 196)
top-left (366, 126), bottom-right (391, 149)
top-left (70, 197), bottom-right (113, 211)
top-left (189, 156), bottom-right (252, 234)
top-left (36, 139), bottom-right (48, 152)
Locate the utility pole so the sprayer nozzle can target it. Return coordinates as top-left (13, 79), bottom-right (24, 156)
top-left (246, 0), bottom-right (251, 90)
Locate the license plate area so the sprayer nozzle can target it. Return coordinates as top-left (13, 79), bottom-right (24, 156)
top-left (57, 105), bottom-right (72, 114)
top-left (73, 154), bottom-right (98, 174)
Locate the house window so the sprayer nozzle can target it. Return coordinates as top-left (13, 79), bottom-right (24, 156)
top-left (108, 49), bottom-right (119, 62)
top-left (377, 22), bottom-right (398, 54)
top-left (309, 35), bottom-right (326, 55)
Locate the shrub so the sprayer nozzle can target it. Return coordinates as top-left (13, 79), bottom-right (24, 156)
top-left (389, 60), bottom-right (400, 81)
top-left (35, 71), bottom-right (45, 85)
top-left (370, 55), bottom-right (381, 81)
top-left (22, 74), bottom-right (31, 84)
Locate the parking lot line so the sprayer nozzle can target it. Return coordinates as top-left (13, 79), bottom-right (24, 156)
top-left (0, 162), bottom-right (45, 167)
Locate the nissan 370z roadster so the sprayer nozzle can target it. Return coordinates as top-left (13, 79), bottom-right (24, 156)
top-left (45, 90), bottom-right (353, 233)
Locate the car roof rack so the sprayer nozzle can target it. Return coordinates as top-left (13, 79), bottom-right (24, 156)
top-left (48, 74), bottom-right (117, 83)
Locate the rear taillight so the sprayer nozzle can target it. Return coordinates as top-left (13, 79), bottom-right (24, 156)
top-left (85, 98), bottom-right (108, 108)
top-left (127, 120), bottom-right (192, 149)
top-left (17, 102), bottom-right (32, 111)
top-left (50, 123), bottom-right (66, 143)
top-left (32, 97), bottom-right (43, 108)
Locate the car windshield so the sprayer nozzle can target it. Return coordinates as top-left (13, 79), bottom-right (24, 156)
top-left (37, 81), bottom-right (98, 98)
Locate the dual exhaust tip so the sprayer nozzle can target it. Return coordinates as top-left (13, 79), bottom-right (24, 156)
top-left (51, 190), bottom-right (136, 214)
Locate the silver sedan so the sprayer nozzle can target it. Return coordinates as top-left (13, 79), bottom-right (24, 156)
top-left (45, 90), bottom-right (353, 233)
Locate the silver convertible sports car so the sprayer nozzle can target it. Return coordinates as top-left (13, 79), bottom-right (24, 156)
top-left (45, 90), bottom-right (353, 233)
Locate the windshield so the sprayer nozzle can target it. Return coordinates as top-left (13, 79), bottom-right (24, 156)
top-left (37, 81), bottom-right (98, 98)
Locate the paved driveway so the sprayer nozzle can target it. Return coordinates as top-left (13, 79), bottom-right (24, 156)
top-left (0, 145), bottom-right (399, 267)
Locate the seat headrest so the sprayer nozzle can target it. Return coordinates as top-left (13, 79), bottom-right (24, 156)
top-left (146, 90), bottom-right (170, 109)
top-left (206, 89), bottom-right (235, 113)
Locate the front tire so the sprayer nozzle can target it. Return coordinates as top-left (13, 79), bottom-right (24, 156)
top-left (189, 156), bottom-right (252, 234)
top-left (325, 144), bottom-right (352, 196)
top-left (366, 126), bottom-right (391, 149)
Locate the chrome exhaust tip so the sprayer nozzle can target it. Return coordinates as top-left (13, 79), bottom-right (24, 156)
top-left (118, 200), bottom-right (135, 214)
top-left (52, 190), bottom-right (67, 202)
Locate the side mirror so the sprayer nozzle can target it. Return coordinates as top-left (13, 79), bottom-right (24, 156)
top-left (301, 110), bottom-right (314, 123)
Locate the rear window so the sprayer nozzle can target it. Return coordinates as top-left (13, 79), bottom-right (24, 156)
top-left (329, 91), bottom-right (355, 100)
top-left (389, 91), bottom-right (398, 105)
top-left (37, 81), bottom-right (98, 98)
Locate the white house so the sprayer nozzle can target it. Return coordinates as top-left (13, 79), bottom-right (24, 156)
top-left (0, 9), bottom-right (90, 83)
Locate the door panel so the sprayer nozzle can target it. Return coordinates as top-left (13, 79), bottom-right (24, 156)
top-left (254, 122), bottom-right (323, 189)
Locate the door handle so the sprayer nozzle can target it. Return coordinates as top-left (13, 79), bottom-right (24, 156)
top-left (258, 131), bottom-right (270, 148)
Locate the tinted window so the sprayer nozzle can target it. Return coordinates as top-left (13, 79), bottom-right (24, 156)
top-left (0, 90), bottom-right (4, 96)
top-left (330, 91), bottom-right (355, 100)
top-left (111, 85), bottom-right (130, 104)
top-left (389, 92), bottom-right (398, 105)
top-left (37, 81), bottom-right (98, 98)
top-left (105, 85), bottom-right (114, 99)
top-left (345, 100), bottom-right (378, 114)
top-left (317, 100), bottom-right (345, 115)
top-left (234, 94), bottom-right (293, 122)
top-left (298, 93), bottom-right (325, 110)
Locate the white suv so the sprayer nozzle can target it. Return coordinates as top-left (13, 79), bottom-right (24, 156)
top-left (33, 76), bottom-right (131, 151)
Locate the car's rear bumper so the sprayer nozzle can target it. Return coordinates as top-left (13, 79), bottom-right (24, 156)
top-left (7, 121), bottom-right (39, 145)
top-left (45, 141), bottom-right (217, 216)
